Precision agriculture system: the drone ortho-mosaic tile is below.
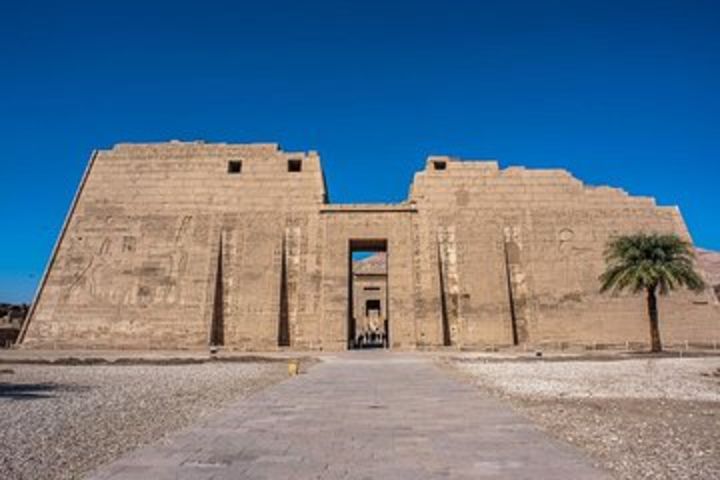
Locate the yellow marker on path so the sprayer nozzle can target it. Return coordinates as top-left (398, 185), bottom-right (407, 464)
top-left (288, 359), bottom-right (299, 376)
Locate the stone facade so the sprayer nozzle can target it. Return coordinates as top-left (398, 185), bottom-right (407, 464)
top-left (19, 142), bottom-right (720, 350)
top-left (697, 248), bottom-right (720, 301)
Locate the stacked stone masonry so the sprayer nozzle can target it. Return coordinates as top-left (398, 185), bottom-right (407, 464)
top-left (19, 142), bottom-right (720, 350)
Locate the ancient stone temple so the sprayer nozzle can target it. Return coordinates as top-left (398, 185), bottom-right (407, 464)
top-left (19, 142), bottom-right (720, 350)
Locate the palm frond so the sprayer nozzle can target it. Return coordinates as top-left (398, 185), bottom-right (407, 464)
top-left (599, 232), bottom-right (706, 296)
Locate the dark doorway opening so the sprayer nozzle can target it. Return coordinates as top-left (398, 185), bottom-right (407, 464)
top-left (348, 239), bottom-right (388, 349)
top-left (365, 299), bottom-right (381, 316)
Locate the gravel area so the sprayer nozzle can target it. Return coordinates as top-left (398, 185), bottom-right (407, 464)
top-left (453, 357), bottom-right (720, 480)
top-left (0, 362), bottom-right (287, 480)
top-left (457, 357), bottom-right (720, 401)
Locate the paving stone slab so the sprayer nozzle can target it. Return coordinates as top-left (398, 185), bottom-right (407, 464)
top-left (88, 352), bottom-right (610, 479)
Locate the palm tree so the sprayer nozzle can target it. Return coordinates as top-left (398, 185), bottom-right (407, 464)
top-left (599, 233), bottom-right (706, 352)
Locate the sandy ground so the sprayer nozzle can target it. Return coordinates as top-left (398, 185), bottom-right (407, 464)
top-left (453, 357), bottom-right (720, 480)
top-left (0, 362), bottom-right (287, 480)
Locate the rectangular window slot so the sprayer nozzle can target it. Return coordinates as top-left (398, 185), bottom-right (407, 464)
top-left (228, 160), bottom-right (242, 174)
top-left (288, 159), bottom-right (302, 172)
top-left (363, 286), bottom-right (381, 291)
top-left (433, 161), bottom-right (447, 171)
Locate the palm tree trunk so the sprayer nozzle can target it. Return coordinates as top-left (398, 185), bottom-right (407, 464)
top-left (646, 286), bottom-right (662, 353)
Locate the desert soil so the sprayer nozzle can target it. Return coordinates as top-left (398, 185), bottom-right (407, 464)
top-left (453, 356), bottom-right (720, 480)
top-left (0, 362), bottom-right (287, 480)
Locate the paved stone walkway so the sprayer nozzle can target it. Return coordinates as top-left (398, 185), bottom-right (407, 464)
top-left (89, 353), bottom-right (610, 479)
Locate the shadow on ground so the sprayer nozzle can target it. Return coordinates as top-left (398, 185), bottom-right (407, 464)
top-left (0, 382), bottom-right (90, 400)
top-left (0, 382), bottom-right (60, 400)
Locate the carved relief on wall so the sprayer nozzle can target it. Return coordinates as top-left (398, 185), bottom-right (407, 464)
top-left (134, 215), bottom-right (194, 306)
top-left (60, 214), bottom-right (197, 307)
top-left (558, 228), bottom-right (574, 254)
top-left (455, 188), bottom-right (470, 207)
top-left (555, 225), bottom-right (598, 297)
top-left (503, 225), bottom-right (520, 246)
top-left (61, 234), bottom-right (136, 305)
top-left (122, 236), bottom-right (136, 253)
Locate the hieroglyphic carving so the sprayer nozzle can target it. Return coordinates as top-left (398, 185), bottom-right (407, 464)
top-left (62, 235), bottom-right (136, 305)
top-left (558, 228), bottom-right (574, 254)
top-left (134, 215), bottom-right (195, 305)
top-left (556, 226), bottom-right (595, 294)
top-left (59, 214), bottom-right (197, 307)
top-left (175, 215), bottom-right (192, 242)
top-left (122, 236), bottom-right (136, 253)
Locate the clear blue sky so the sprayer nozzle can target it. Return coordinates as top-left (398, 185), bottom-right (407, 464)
top-left (1, 1), bottom-right (719, 302)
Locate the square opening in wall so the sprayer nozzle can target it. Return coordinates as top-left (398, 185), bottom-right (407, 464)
top-left (288, 159), bottom-right (302, 172)
top-left (228, 160), bottom-right (242, 174)
top-left (433, 160), bottom-right (447, 171)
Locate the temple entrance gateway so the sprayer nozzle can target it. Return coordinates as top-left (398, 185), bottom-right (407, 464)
top-left (348, 239), bottom-right (388, 349)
